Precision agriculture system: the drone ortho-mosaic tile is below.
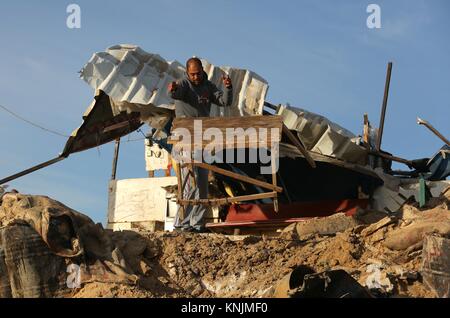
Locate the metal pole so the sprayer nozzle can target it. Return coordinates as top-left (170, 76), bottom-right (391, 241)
top-left (0, 156), bottom-right (65, 185)
top-left (111, 138), bottom-right (121, 180)
top-left (368, 150), bottom-right (413, 166)
top-left (376, 62), bottom-right (393, 151)
top-left (417, 117), bottom-right (450, 147)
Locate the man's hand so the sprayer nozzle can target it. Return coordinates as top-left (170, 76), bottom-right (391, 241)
top-left (222, 75), bottom-right (232, 89)
top-left (168, 81), bottom-right (178, 92)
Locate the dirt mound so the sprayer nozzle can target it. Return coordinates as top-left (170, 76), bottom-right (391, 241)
top-left (1, 190), bottom-right (448, 298)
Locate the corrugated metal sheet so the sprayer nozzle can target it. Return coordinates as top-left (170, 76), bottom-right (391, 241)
top-left (79, 44), bottom-right (269, 127)
top-left (78, 45), bottom-right (366, 164)
top-left (277, 105), bottom-right (367, 164)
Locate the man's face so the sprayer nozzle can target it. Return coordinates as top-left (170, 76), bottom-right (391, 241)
top-left (187, 63), bottom-right (204, 86)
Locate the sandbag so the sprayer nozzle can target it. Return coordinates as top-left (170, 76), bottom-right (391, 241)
top-left (0, 224), bottom-right (69, 297)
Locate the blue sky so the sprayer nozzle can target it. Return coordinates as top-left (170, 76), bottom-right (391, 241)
top-left (0, 0), bottom-right (449, 224)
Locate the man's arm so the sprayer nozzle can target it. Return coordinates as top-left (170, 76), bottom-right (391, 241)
top-left (168, 80), bottom-right (186, 100)
top-left (210, 76), bottom-right (233, 107)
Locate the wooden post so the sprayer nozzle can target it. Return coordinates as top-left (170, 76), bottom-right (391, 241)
top-left (175, 160), bottom-right (185, 220)
top-left (0, 156), bottom-right (65, 185)
top-left (271, 147), bottom-right (279, 213)
top-left (376, 62), bottom-right (393, 151)
top-left (417, 117), bottom-right (450, 147)
top-left (111, 138), bottom-right (120, 180)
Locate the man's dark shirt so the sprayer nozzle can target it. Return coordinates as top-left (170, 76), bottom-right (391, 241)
top-left (170, 73), bottom-right (233, 117)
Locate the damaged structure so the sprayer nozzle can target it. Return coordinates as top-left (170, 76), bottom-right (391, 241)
top-left (0, 44), bottom-right (449, 298)
top-left (74, 44), bottom-right (449, 235)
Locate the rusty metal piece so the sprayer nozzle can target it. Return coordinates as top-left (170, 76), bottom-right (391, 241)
top-left (273, 265), bottom-right (315, 298)
top-left (417, 117), bottom-right (450, 147)
top-left (274, 266), bottom-right (372, 298)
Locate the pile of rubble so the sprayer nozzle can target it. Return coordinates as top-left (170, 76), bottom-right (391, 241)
top-left (0, 186), bottom-right (449, 298)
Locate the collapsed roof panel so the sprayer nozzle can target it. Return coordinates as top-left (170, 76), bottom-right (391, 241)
top-left (79, 44), bottom-right (269, 126)
top-left (62, 91), bottom-right (145, 156)
top-left (277, 105), bottom-right (368, 165)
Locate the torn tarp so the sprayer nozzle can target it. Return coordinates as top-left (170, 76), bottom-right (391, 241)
top-left (0, 193), bottom-right (141, 297)
top-left (62, 90), bottom-right (146, 156)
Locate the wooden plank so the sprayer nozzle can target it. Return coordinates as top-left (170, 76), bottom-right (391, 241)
top-left (168, 115), bottom-right (282, 149)
top-left (363, 113), bottom-right (370, 144)
top-left (179, 191), bottom-right (277, 206)
top-left (171, 115), bottom-right (283, 131)
top-left (189, 160), bottom-right (283, 193)
top-left (363, 113), bottom-right (371, 153)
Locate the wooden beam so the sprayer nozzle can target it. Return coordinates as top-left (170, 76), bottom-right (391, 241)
top-left (179, 191), bottom-right (277, 206)
top-left (368, 150), bottom-right (413, 166)
top-left (174, 161), bottom-right (185, 220)
top-left (363, 114), bottom-right (371, 153)
top-left (168, 115), bottom-right (283, 149)
top-left (376, 62), bottom-right (393, 151)
top-left (111, 138), bottom-right (120, 180)
top-left (271, 150), bottom-right (279, 213)
top-left (417, 117), bottom-right (450, 147)
top-left (189, 160), bottom-right (283, 193)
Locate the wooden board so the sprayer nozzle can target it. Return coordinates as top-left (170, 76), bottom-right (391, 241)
top-left (168, 115), bottom-right (283, 149)
top-left (179, 192), bottom-right (277, 206)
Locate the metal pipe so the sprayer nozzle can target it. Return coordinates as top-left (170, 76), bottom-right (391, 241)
top-left (417, 117), bottom-right (450, 147)
top-left (111, 138), bottom-right (121, 180)
top-left (0, 156), bottom-right (66, 185)
top-left (376, 62), bottom-right (393, 151)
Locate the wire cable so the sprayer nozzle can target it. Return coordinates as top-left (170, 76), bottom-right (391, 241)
top-left (0, 103), bottom-right (146, 142)
top-left (0, 103), bottom-right (69, 137)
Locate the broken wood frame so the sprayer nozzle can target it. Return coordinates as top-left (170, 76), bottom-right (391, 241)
top-left (168, 115), bottom-right (284, 216)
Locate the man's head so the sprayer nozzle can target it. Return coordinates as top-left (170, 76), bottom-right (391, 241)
top-left (186, 57), bottom-right (204, 86)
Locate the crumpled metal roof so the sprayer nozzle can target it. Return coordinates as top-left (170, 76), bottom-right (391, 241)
top-left (78, 44), bottom-right (366, 164)
top-left (277, 105), bottom-right (367, 165)
top-left (79, 44), bottom-right (269, 127)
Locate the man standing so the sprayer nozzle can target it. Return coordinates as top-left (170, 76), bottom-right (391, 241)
top-left (168, 57), bottom-right (233, 232)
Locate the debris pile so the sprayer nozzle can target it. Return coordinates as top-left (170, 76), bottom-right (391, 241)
top-left (1, 186), bottom-right (448, 298)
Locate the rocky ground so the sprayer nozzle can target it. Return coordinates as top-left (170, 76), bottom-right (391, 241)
top-left (73, 189), bottom-right (450, 298)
